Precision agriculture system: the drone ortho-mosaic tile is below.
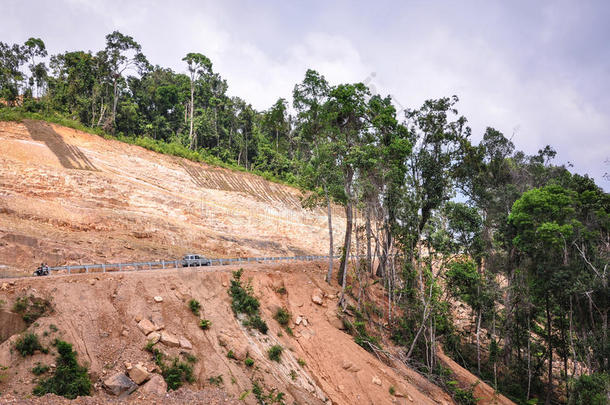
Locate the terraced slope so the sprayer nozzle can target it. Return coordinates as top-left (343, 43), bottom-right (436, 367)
top-left (0, 120), bottom-right (344, 275)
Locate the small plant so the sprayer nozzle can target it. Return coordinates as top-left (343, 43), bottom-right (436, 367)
top-left (228, 269), bottom-right (268, 334)
top-left (239, 390), bottom-right (251, 400)
top-left (33, 340), bottom-right (91, 399)
top-left (160, 357), bottom-right (195, 391)
top-left (273, 308), bottom-right (290, 326)
top-left (277, 331), bottom-right (283, 337)
top-left (32, 363), bottom-right (50, 376)
top-left (208, 375), bottom-right (223, 386)
top-left (297, 358), bottom-right (306, 367)
top-left (188, 299), bottom-right (201, 316)
top-left (227, 350), bottom-right (235, 359)
top-left (49, 324), bottom-right (58, 332)
top-left (15, 333), bottom-right (43, 357)
top-left (247, 315), bottom-right (268, 334)
top-left (389, 386), bottom-right (396, 396)
top-left (285, 327), bottom-right (294, 337)
top-left (144, 341), bottom-right (156, 352)
top-left (12, 296), bottom-right (28, 313)
top-left (275, 286), bottom-right (287, 294)
top-left (183, 353), bottom-right (197, 363)
top-left (12, 296), bottom-right (52, 324)
top-left (199, 319), bottom-right (212, 330)
top-left (289, 370), bottom-right (297, 381)
top-left (267, 345), bottom-right (283, 362)
top-left (245, 357), bottom-right (255, 367)
top-left (0, 299), bottom-right (5, 310)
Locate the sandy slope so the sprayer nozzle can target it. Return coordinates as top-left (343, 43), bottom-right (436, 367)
top-left (0, 120), bottom-right (345, 276)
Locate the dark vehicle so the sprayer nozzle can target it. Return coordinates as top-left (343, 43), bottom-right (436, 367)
top-left (181, 254), bottom-right (211, 267)
top-left (34, 263), bottom-right (50, 276)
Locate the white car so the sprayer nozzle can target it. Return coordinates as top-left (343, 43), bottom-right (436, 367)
top-left (181, 254), bottom-right (211, 267)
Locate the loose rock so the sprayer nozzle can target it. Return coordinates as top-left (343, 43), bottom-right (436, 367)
top-left (137, 319), bottom-right (156, 335)
top-left (311, 289), bottom-right (324, 305)
top-left (372, 375), bottom-right (382, 386)
top-left (160, 332), bottom-right (180, 347)
top-left (147, 331), bottom-right (161, 344)
top-left (179, 337), bottom-right (193, 350)
top-left (140, 373), bottom-right (167, 395)
top-left (153, 296), bottom-right (163, 303)
top-left (103, 372), bottom-right (138, 396)
top-left (129, 364), bottom-right (150, 385)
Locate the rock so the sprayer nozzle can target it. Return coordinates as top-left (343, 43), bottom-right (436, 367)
top-left (137, 319), bottom-right (156, 335)
top-left (372, 375), bottom-right (382, 386)
top-left (153, 296), bottom-right (163, 303)
top-left (302, 318), bottom-right (308, 327)
top-left (89, 279), bottom-right (96, 286)
top-left (103, 372), bottom-right (137, 396)
top-left (124, 362), bottom-right (132, 370)
top-left (129, 364), bottom-right (150, 385)
top-left (140, 373), bottom-right (167, 395)
top-left (179, 337), bottom-right (192, 350)
top-left (121, 329), bottom-right (129, 337)
top-left (1, 283), bottom-right (8, 290)
top-left (232, 345), bottom-right (249, 361)
top-left (341, 361), bottom-right (360, 372)
top-left (407, 394), bottom-right (414, 402)
top-left (311, 289), bottom-right (324, 305)
top-left (160, 332), bottom-right (180, 347)
top-left (147, 331), bottom-right (161, 344)
top-left (295, 316), bottom-right (303, 326)
top-left (134, 314), bottom-right (143, 322)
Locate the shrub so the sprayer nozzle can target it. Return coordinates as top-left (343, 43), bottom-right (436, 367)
top-left (12, 295), bottom-right (52, 324)
top-left (188, 299), bottom-right (201, 316)
top-left (144, 341), bottom-right (156, 352)
top-left (183, 353), bottom-right (197, 364)
top-left (268, 345), bottom-right (283, 362)
top-left (289, 370), bottom-right (297, 381)
top-left (49, 324), bottom-right (58, 332)
top-left (15, 333), bottom-right (43, 357)
top-left (32, 363), bottom-right (50, 376)
top-left (208, 375), bottom-right (223, 386)
top-left (389, 386), bottom-right (396, 396)
top-left (297, 358), bottom-right (306, 367)
top-left (0, 299), bottom-right (5, 310)
top-left (245, 357), bottom-right (254, 367)
top-left (33, 340), bottom-right (91, 399)
top-left (569, 373), bottom-right (609, 405)
top-left (199, 319), bottom-right (212, 330)
top-left (274, 308), bottom-right (290, 326)
top-left (227, 350), bottom-right (235, 359)
top-left (161, 357), bottom-right (195, 391)
top-left (247, 315), bottom-right (268, 334)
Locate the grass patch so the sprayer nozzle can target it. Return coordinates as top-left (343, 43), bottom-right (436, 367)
top-left (289, 370), bottom-right (297, 381)
top-left (208, 375), bottom-right (223, 386)
top-left (245, 357), bottom-right (255, 367)
top-left (297, 358), bottom-right (306, 367)
top-left (183, 353), bottom-right (197, 364)
top-left (33, 340), bottom-right (91, 399)
top-left (228, 269), bottom-right (268, 334)
top-left (188, 299), bottom-right (201, 316)
top-left (252, 380), bottom-right (286, 404)
top-left (273, 308), bottom-right (290, 326)
top-left (147, 348), bottom-right (195, 391)
top-left (32, 363), bottom-right (50, 376)
top-left (227, 350), bottom-right (235, 359)
top-left (267, 345), bottom-right (283, 362)
top-left (15, 333), bottom-right (44, 357)
top-left (199, 319), bottom-right (212, 330)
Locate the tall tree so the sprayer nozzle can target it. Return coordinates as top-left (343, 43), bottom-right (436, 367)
top-left (182, 52), bottom-right (212, 149)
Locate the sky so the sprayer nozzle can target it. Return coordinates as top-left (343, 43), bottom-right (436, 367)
top-left (2, 0), bottom-right (609, 188)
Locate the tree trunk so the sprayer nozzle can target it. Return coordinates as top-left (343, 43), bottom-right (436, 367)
top-left (339, 201), bottom-right (352, 309)
top-left (189, 82), bottom-right (195, 149)
top-left (476, 308), bottom-right (482, 375)
top-left (366, 207), bottom-right (372, 276)
top-left (112, 77), bottom-right (118, 131)
top-left (545, 295), bottom-right (553, 405)
top-left (324, 185), bottom-right (334, 284)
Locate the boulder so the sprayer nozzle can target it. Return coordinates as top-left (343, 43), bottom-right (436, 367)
top-left (147, 331), bottom-right (161, 344)
top-left (137, 319), bottom-right (156, 335)
top-left (103, 372), bottom-right (137, 396)
top-left (295, 316), bottom-right (303, 326)
top-left (311, 289), bottom-right (324, 305)
top-left (140, 373), bottom-right (167, 395)
top-left (179, 337), bottom-right (192, 350)
top-left (129, 364), bottom-right (150, 385)
top-left (232, 344), bottom-right (249, 361)
top-left (153, 296), bottom-right (163, 303)
top-left (372, 375), bottom-right (382, 386)
top-left (341, 361), bottom-right (361, 372)
top-left (160, 332), bottom-right (180, 347)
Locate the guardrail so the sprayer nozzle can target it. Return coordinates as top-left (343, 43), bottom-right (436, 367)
top-left (33, 254), bottom-right (360, 276)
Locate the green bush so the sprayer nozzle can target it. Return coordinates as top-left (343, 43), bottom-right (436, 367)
top-left (228, 270), bottom-right (268, 334)
top-left (274, 308), bottom-right (290, 326)
top-left (208, 375), bottom-right (223, 386)
top-left (227, 350), bottom-right (235, 359)
top-left (199, 319), bottom-right (212, 330)
top-left (32, 363), bottom-right (50, 376)
top-left (297, 358), bottom-right (306, 367)
top-left (267, 345), bottom-right (283, 362)
top-left (247, 315), bottom-right (268, 334)
top-left (188, 299), bottom-right (201, 316)
top-left (33, 340), bottom-right (91, 399)
top-left (245, 357), bottom-right (255, 367)
top-left (11, 295), bottom-right (52, 324)
top-left (15, 333), bottom-right (43, 357)
top-left (162, 358), bottom-right (195, 391)
top-left (569, 373), bottom-right (609, 405)
top-left (389, 386), bottom-right (396, 396)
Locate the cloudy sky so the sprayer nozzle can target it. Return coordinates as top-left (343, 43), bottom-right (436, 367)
top-left (2, 0), bottom-right (609, 187)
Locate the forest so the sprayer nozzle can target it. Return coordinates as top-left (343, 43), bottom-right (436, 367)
top-left (1, 32), bottom-right (608, 405)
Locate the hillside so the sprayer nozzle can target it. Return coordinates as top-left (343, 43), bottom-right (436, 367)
top-left (0, 120), bottom-right (516, 404)
top-left (0, 120), bottom-right (344, 276)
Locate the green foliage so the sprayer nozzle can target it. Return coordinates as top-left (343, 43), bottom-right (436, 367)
top-left (161, 357), bottom-right (195, 391)
top-left (49, 324), bottom-right (58, 332)
top-left (568, 373), bottom-right (609, 405)
top-left (199, 319), bottom-right (211, 330)
top-left (31, 363), bottom-right (50, 376)
top-left (33, 340), bottom-right (91, 399)
top-left (289, 369), bottom-right (297, 381)
top-left (188, 299), bottom-right (201, 316)
top-left (227, 350), bottom-right (235, 359)
top-left (252, 380), bottom-right (286, 405)
top-left (267, 345), bottom-right (283, 362)
top-left (11, 295), bottom-right (52, 324)
top-left (143, 341), bottom-right (156, 352)
top-left (389, 385), bottom-right (395, 396)
top-left (15, 333), bottom-right (43, 357)
top-left (244, 357), bottom-right (254, 367)
top-left (285, 326), bottom-right (294, 337)
top-left (297, 358), bottom-right (306, 367)
top-left (183, 353), bottom-right (197, 364)
top-left (228, 269), bottom-right (268, 334)
top-left (208, 375), bottom-right (223, 387)
top-left (273, 308), bottom-right (290, 326)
